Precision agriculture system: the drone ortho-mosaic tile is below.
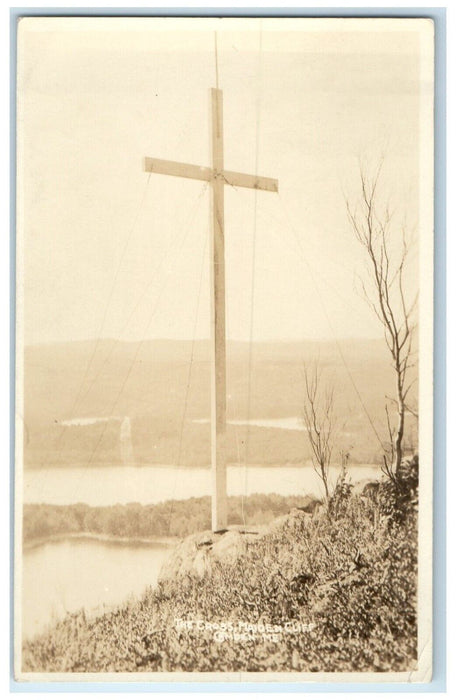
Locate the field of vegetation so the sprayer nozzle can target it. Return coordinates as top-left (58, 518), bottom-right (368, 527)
top-left (22, 459), bottom-right (418, 674)
top-left (23, 493), bottom-right (310, 544)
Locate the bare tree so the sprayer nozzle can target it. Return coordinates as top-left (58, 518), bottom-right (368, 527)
top-left (346, 160), bottom-right (418, 481)
top-left (303, 364), bottom-right (335, 500)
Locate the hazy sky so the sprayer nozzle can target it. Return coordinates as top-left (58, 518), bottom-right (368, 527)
top-left (18, 17), bottom-right (431, 345)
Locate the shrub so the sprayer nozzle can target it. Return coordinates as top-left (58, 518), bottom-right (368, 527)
top-left (23, 470), bottom-right (418, 674)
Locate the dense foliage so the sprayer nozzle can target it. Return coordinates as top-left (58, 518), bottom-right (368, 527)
top-left (22, 460), bottom-right (418, 673)
top-left (23, 494), bottom-right (308, 543)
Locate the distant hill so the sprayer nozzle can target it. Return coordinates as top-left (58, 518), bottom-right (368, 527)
top-left (22, 338), bottom-right (418, 468)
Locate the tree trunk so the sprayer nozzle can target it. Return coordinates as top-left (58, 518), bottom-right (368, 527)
top-left (321, 468), bottom-right (330, 501)
top-left (394, 390), bottom-right (405, 476)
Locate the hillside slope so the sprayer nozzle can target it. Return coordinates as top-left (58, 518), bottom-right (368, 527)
top-left (23, 338), bottom-right (417, 468)
top-left (22, 469), bottom-right (418, 674)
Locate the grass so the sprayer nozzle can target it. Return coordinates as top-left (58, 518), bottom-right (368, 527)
top-left (22, 460), bottom-right (418, 673)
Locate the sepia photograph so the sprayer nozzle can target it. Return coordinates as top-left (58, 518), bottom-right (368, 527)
top-left (15, 16), bottom-right (434, 681)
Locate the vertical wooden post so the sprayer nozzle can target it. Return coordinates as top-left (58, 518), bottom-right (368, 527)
top-left (210, 88), bottom-right (227, 531)
top-left (144, 89), bottom-right (277, 532)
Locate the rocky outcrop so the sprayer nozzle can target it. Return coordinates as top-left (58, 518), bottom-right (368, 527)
top-left (158, 503), bottom-right (320, 583)
top-left (158, 526), bottom-right (263, 581)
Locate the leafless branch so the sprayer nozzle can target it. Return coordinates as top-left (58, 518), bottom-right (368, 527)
top-left (346, 159), bottom-right (418, 478)
top-left (303, 363), bottom-right (336, 501)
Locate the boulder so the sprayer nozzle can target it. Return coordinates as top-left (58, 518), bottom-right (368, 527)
top-left (158, 530), bottom-right (214, 582)
top-left (158, 527), bottom-right (260, 582)
top-left (158, 509), bottom-right (313, 583)
top-left (211, 530), bottom-right (248, 563)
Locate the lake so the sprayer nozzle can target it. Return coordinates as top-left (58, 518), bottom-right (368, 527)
top-left (24, 463), bottom-right (382, 506)
top-left (22, 461), bottom-right (383, 640)
top-left (22, 537), bottom-right (172, 641)
top-left (193, 416), bottom-right (307, 431)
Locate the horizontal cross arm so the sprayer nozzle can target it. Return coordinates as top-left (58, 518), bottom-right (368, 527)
top-left (222, 170), bottom-right (278, 193)
top-left (144, 157), bottom-right (278, 193)
top-left (144, 157), bottom-right (212, 183)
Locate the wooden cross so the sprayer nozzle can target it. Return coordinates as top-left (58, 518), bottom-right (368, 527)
top-left (144, 88), bottom-right (278, 531)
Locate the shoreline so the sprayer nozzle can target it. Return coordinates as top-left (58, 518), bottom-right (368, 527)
top-left (23, 531), bottom-right (179, 552)
top-left (22, 461), bottom-right (379, 471)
